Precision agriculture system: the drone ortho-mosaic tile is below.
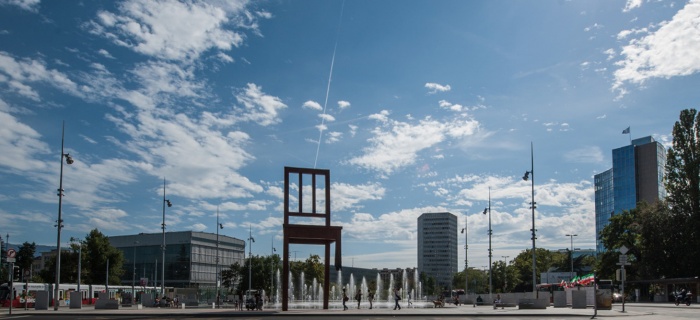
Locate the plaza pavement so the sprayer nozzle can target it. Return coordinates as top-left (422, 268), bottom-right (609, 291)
top-left (3, 302), bottom-right (658, 318)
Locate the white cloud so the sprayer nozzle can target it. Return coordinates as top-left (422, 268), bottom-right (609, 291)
top-left (326, 131), bottom-right (342, 144)
top-left (332, 182), bottom-right (385, 212)
top-left (0, 109), bottom-right (50, 171)
top-left (338, 100), bottom-right (351, 109)
top-left (347, 112), bottom-right (480, 175)
top-left (234, 83), bottom-right (287, 126)
top-left (348, 124), bottom-right (358, 137)
top-left (0, 51), bottom-right (82, 101)
top-left (367, 110), bottom-right (390, 123)
top-left (623, 0), bottom-right (643, 12)
top-left (131, 61), bottom-right (204, 99)
top-left (98, 49), bottom-right (115, 59)
top-left (318, 113), bottom-right (335, 122)
top-left (604, 48), bottom-right (616, 61)
top-left (302, 100), bottom-right (322, 111)
top-left (424, 82), bottom-right (451, 94)
top-left (1, 0), bottom-right (40, 12)
top-left (216, 52), bottom-right (234, 63)
top-left (584, 23), bottom-right (603, 32)
top-left (613, 0), bottom-right (700, 94)
top-left (190, 223), bottom-right (207, 231)
top-left (315, 123), bottom-right (327, 132)
top-left (88, 0), bottom-right (254, 62)
top-left (438, 99), bottom-right (465, 112)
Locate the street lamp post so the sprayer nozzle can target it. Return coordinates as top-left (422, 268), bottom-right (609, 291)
top-left (502, 256), bottom-right (509, 292)
top-left (522, 142), bottom-right (537, 293)
top-left (566, 234), bottom-right (578, 281)
top-left (271, 240), bottom-right (276, 304)
top-left (55, 121), bottom-right (74, 310)
top-left (461, 220), bottom-right (468, 296)
top-left (247, 225), bottom-right (255, 299)
top-left (216, 206), bottom-right (223, 308)
top-left (132, 241), bottom-right (139, 303)
top-left (483, 187), bottom-right (492, 303)
top-left (161, 178), bottom-right (172, 297)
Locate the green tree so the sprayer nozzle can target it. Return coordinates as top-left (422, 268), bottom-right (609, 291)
top-left (596, 208), bottom-right (640, 280)
top-left (452, 268), bottom-right (490, 294)
top-left (82, 229), bottom-right (124, 285)
top-left (222, 253), bottom-right (283, 296)
top-left (16, 242), bottom-right (36, 282)
top-left (510, 248), bottom-right (564, 292)
top-left (420, 272), bottom-right (437, 296)
top-left (635, 201), bottom-right (679, 278)
top-left (38, 250), bottom-right (79, 284)
top-left (665, 108), bottom-right (700, 273)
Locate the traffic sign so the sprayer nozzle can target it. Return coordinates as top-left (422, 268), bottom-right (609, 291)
top-left (619, 245), bottom-right (629, 255)
top-left (7, 248), bottom-right (16, 258)
top-left (616, 254), bottom-right (631, 266)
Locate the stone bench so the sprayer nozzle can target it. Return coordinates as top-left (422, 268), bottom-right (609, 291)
top-left (518, 298), bottom-right (548, 309)
top-left (493, 302), bottom-right (517, 309)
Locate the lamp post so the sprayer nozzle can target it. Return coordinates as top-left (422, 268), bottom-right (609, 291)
top-left (55, 121), bottom-right (74, 310)
top-left (216, 206), bottom-right (223, 308)
top-left (522, 142), bottom-right (537, 293)
top-left (132, 241), bottom-right (139, 302)
top-left (161, 178), bottom-right (172, 297)
top-left (566, 234), bottom-right (578, 282)
top-left (461, 220), bottom-right (468, 296)
top-left (502, 256), bottom-right (509, 292)
top-left (247, 225), bottom-right (255, 299)
top-left (482, 187), bottom-right (492, 303)
top-left (271, 239), bottom-right (276, 304)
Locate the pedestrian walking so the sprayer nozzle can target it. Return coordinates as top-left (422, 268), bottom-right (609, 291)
top-left (368, 289), bottom-right (374, 309)
top-left (355, 288), bottom-right (362, 309)
top-left (393, 288), bottom-right (401, 310)
top-left (342, 288), bottom-right (349, 311)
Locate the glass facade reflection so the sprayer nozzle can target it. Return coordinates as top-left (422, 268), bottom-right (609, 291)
top-left (109, 231), bottom-right (245, 288)
top-left (594, 136), bottom-right (666, 252)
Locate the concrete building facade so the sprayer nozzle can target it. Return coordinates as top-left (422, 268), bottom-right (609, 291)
top-left (417, 212), bottom-right (458, 291)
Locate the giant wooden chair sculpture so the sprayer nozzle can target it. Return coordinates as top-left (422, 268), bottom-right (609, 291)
top-left (282, 167), bottom-right (342, 311)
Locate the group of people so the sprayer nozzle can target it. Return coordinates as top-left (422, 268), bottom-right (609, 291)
top-left (341, 288), bottom-right (410, 310)
top-left (153, 295), bottom-right (179, 308)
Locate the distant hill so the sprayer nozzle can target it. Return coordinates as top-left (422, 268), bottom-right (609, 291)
top-left (3, 243), bottom-right (58, 255)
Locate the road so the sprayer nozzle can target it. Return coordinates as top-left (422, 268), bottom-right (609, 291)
top-left (0, 302), bottom-right (697, 319)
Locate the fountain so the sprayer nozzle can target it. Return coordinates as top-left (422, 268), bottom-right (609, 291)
top-left (265, 269), bottom-right (425, 309)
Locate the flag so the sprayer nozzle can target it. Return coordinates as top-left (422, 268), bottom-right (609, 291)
top-left (578, 273), bottom-right (595, 286)
top-left (622, 127), bottom-right (630, 134)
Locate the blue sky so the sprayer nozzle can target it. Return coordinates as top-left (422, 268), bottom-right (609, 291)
top-left (1, 0), bottom-right (699, 270)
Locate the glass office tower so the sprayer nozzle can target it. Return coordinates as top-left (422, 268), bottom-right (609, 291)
top-left (594, 136), bottom-right (666, 252)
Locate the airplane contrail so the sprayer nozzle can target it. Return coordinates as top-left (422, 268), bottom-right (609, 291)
top-left (314, 0), bottom-right (345, 169)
